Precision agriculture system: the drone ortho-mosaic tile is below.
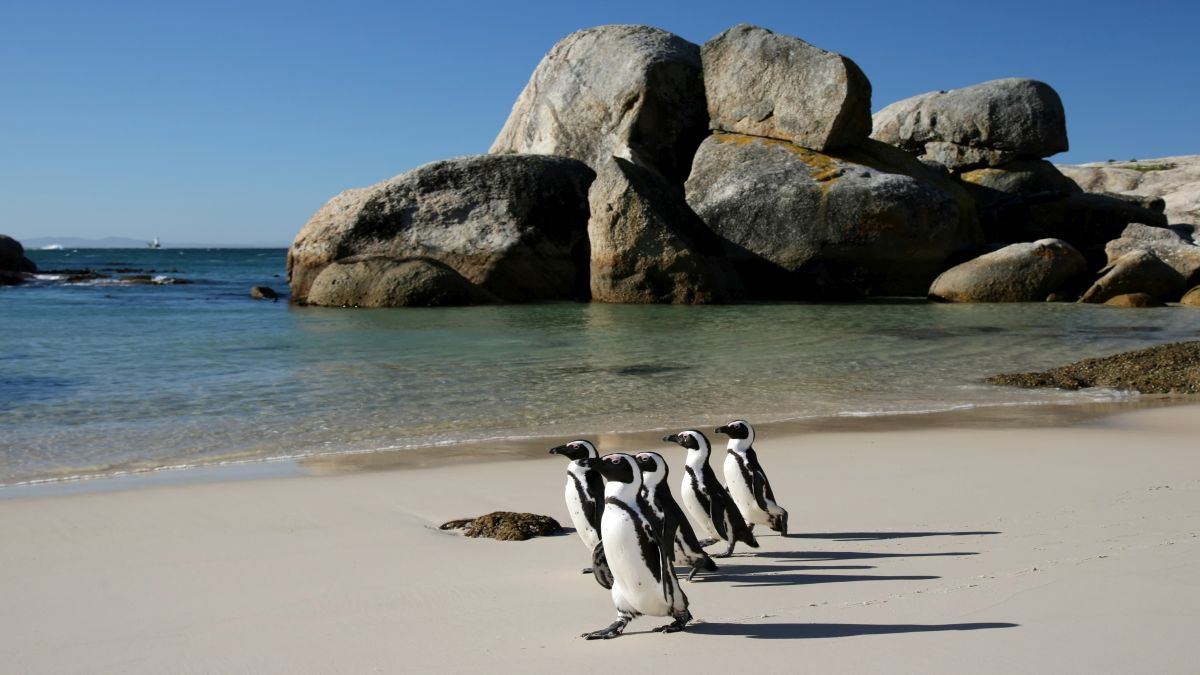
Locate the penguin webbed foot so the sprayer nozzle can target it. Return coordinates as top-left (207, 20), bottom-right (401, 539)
top-left (582, 618), bottom-right (629, 640)
top-left (652, 609), bottom-right (692, 634)
top-left (713, 540), bottom-right (737, 558)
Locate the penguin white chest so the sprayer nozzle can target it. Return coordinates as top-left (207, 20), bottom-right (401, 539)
top-left (601, 505), bottom-right (672, 616)
top-left (680, 479), bottom-right (719, 539)
top-left (724, 452), bottom-right (768, 525)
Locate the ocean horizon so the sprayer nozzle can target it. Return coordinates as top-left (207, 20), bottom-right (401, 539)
top-left (3, 247), bottom-right (1199, 489)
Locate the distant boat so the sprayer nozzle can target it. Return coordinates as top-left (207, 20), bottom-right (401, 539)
top-left (148, 237), bottom-right (161, 249)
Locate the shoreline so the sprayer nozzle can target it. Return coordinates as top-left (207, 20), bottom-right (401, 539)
top-left (4, 392), bottom-right (1196, 499)
top-left (3, 402), bottom-right (1198, 673)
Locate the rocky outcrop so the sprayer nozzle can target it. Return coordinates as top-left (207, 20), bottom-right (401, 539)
top-left (250, 286), bottom-right (280, 301)
top-left (959, 160), bottom-right (1081, 200)
top-left (1079, 250), bottom-right (1185, 304)
top-left (288, 155), bottom-right (595, 305)
top-left (489, 25), bottom-right (707, 185)
top-left (701, 24), bottom-right (872, 151)
top-left (306, 257), bottom-right (496, 307)
top-left (1056, 157), bottom-right (1200, 226)
top-left (928, 239), bottom-right (1086, 303)
top-left (0, 235), bottom-right (37, 285)
top-left (587, 158), bottom-right (738, 303)
top-left (685, 133), bottom-right (981, 298)
top-left (1104, 224), bottom-right (1200, 287)
top-left (872, 79), bottom-right (1068, 171)
top-left (987, 341), bottom-right (1200, 393)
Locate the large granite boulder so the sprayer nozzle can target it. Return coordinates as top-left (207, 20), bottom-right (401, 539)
top-left (872, 79), bottom-right (1068, 171)
top-left (1104, 224), bottom-right (1200, 287)
top-left (1079, 250), bottom-right (1186, 304)
top-left (1056, 156), bottom-right (1200, 226)
top-left (701, 24), bottom-right (872, 151)
top-left (588, 158), bottom-right (739, 303)
top-left (0, 234), bottom-right (37, 285)
top-left (928, 239), bottom-right (1087, 303)
top-left (1182, 286), bottom-right (1200, 307)
top-left (306, 257), bottom-right (496, 307)
top-left (959, 160), bottom-right (1082, 200)
top-left (685, 133), bottom-right (982, 298)
top-left (288, 155), bottom-right (595, 305)
top-left (489, 25), bottom-right (707, 185)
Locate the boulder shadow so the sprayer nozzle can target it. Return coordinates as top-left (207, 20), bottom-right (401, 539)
top-left (689, 621), bottom-right (1018, 640)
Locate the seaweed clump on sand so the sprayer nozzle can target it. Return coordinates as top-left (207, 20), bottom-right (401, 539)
top-left (987, 341), bottom-right (1200, 394)
top-left (439, 511), bottom-right (563, 541)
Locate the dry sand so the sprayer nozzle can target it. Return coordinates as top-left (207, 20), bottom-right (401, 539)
top-left (2, 404), bottom-right (1199, 674)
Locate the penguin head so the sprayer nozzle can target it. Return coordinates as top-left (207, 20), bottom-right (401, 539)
top-left (663, 430), bottom-right (711, 459)
top-left (715, 419), bottom-right (755, 445)
top-left (548, 439), bottom-right (598, 461)
top-left (592, 453), bottom-right (639, 486)
top-left (634, 451), bottom-right (669, 485)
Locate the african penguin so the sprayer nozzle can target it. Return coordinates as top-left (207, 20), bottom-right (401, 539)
top-left (716, 419), bottom-right (788, 536)
top-left (549, 440), bottom-right (612, 589)
top-left (578, 453), bottom-right (691, 640)
top-left (663, 430), bottom-right (758, 557)
top-left (633, 451), bottom-right (718, 581)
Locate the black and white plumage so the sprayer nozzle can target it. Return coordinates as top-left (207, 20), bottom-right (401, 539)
top-left (716, 419), bottom-right (788, 536)
top-left (549, 440), bottom-right (612, 589)
top-left (633, 452), bottom-right (718, 581)
top-left (578, 453), bottom-right (691, 640)
top-left (663, 430), bottom-right (758, 557)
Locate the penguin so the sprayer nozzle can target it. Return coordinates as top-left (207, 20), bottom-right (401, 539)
top-left (578, 453), bottom-right (692, 640)
top-left (663, 430), bottom-right (758, 557)
top-left (633, 451), bottom-right (718, 581)
top-left (715, 419), bottom-right (788, 536)
top-left (549, 440), bottom-right (612, 589)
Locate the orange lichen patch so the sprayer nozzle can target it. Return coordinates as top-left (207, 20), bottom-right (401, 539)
top-left (959, 168), bottom-right (1005, 185)
top-left (712, 131), bottom-right (844, 182)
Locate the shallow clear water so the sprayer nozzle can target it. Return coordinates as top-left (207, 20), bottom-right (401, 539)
top-left (3, 248), bottom-right (1199, 485)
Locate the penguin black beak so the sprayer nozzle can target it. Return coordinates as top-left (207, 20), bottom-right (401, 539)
top-left (549, 445), bottom-right (568, 455)
top-left (663, 434), bottom-right (679, 444)
top-left (714, 425), bottom-right (730, 435)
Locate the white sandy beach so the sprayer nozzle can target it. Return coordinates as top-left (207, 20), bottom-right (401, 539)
top-left (3, 404), bottom-right (1199, 674)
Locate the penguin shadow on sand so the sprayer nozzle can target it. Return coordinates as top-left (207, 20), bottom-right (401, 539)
top-left (687, 620), bottom-right (1018, 640)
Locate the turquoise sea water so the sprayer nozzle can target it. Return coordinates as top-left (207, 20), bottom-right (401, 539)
top-left (3, 247), bottom-right (1199, 487)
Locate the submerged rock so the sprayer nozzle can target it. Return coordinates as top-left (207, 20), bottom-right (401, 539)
top-left (250, 286), bottom-right (280, 301)
top-left (439, 511), bottom-right (563, 541)
top-left (306, 257), bottom-right (496, 307)
top-left (987, 341), bottom-right (1200, 393)
top-left (1104, 293), bottom-right (1165, 308)
top-left (489, 25), bottom-right (707, 185)
top-left (702, 24), bottom-right (872, 151)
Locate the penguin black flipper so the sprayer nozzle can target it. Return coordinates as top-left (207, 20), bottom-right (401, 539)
top-left (591, 541), bottom-right (614, 590)
top-left (583, 469), bottom-right (605, 533)
top-left (745, 447), bottom-right (775, 512)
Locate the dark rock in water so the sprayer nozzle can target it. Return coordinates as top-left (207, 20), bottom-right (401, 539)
top-left (306, 257), bottom-right (496, 308)
top-left (702, 24), bottom-right (872, 151)
top-left (288, 154), bottom-right (595, 306)
top-left (1104, 293), bottom-right (1166, 308)
top-left (0, 234), bottom-right (37, 285)
top-left (685, 132), bottom-right (981, 298)
top-left (250, 286), bottom-right (280, 301)
top-left (588, 157), bottom-right (740, 303)
top-left (871, 78), bottom-right (1069, 171)
top-left (986, 341), bottom-right (1200, 393)
top-left (489, 25), bottom-right (707, 186)
top-left (439, 511), bottom-right (563, 541)
top-left (1079, 250), bottom-right (1186, 304)
top-left (928, 239), bottom-right (1087, 303)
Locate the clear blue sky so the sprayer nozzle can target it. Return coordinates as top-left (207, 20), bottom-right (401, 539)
top-left (2, 0), bottom-right (1196, 246)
